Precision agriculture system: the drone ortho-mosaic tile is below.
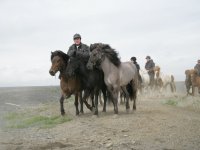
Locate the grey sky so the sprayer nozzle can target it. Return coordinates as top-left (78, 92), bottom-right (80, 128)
top-left (0, 0), bottom-right (199, 87)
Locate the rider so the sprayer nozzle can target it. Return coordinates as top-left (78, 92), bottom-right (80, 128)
top-left (67, 33), bottom-right (90, 60)
top-left (194, 59), bottom-right (200, 76)
top-left (145, 55), bottom-right (155, 88)
top-left (131, 56), bottom-right (142, 84)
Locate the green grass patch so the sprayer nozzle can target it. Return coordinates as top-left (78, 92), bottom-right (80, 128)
top-left (163, 99), bottom-right (178, 106)
top-left (4, 112), bottom-right (71, 129)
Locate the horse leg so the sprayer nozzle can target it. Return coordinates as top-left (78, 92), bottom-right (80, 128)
top-left (121, 86), bottom-right (130, 110)
top-left (111, 88), bottom-right (119, 114)
top-left (173, 82), bottom-right (176, 92)
top-left (198, 87), bottom-right (200, 94)
top-left (99, 91), bottom-right (103, 105)
top-left (192, 86), bottom-right (195, 96)
top-left (102, 88), bottom-right (107, 112)
top-left (82, 90), bottom-right (93, 111)
top-left (120, 92), bottom-right (123, 104)
top-left (107, 90), bottom-right (113, 105)
top-left (90, 92), bottom-right (95, 108)
top-left (94, 90), bottom-right (99, 115)
top-left (79, 91), bottom-right (84, 114)
top-left (74, 93), bottom-right (79, 115)
top-left (60, 95), bottom-right (65, 115)
top-left (132, 80), bottom-right (137, 110)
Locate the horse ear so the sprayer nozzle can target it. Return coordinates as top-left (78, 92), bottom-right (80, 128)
top-left (101, 44), bottom-right (110, 49)
top-left (185, 70), bottom-right (189, 75)
top-left (90, 44), bottom-right (97, 51)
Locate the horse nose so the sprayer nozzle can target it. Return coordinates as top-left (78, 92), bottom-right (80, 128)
top-left (49, 70), bottom-right (55, 76)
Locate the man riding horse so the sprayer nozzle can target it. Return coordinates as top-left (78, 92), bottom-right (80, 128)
top-left (194, 59), bottom-right (200, 76)
top-left (67, 33), bottom-right (90, 60)
top-left (145, 55), bottom-right (155, 88)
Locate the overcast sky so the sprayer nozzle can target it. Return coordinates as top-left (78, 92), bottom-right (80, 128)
top-left (0, 0), bottom-right (199, 87)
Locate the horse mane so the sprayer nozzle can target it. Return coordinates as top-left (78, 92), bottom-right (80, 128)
top-left (91, 43), bottom-right (121, 67)
top-left (51, 50), bottom-right (69, 63)
top-left (185, 69), bottom-right (197, 76)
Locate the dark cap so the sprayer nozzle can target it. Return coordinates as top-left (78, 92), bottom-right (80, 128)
top-left (73, 33), bottom-right (81, 39)
top-left (131, 57), bottom-right (136, 61)
top-left (146, 56), bottom-right (151, 59)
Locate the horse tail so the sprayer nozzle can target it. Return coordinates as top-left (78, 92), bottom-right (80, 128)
top-left (171, 75), bottom-right (175, 82)
top-left (127, 78), bottom-right (138, 101)
top-left (126, 82), bottom-right (133, 101)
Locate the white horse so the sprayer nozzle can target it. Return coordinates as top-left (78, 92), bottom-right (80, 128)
top-left (155, 70), bottom-right (176, 93)
top-left (139, 69), bottom-right (150, 94)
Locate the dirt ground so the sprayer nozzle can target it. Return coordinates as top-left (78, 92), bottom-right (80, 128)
top-left (1, 90), bottom-right (200, 150)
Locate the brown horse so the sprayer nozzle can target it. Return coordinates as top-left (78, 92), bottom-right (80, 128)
top-left (49, 50), bottom-right (84, 115)
top-left (185, 69), bottom-right (200, 96)
top-left (185, 69), bottom-right (192, 95)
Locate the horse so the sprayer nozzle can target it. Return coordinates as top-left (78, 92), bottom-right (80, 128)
top-left (87, 43), bottom-right (138, 114)
top-left (154, 68), bottom-right (176, 93)
top-left (65, 55), bottom-right (108, 115)
top-left (139, 69), bottom-right (150, 94)
top-left (185, 69), bottom-right (192, 95)
top-left (185, 69), bottom-right (200, 96)
top-left (49, 50), bottom-right (86, 115)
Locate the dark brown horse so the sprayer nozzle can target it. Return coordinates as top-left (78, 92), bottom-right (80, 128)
top-left (49, 50), bottom-right (86, 115)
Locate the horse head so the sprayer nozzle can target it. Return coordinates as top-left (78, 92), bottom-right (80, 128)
top-left (87, 43), bottom-right (120, 69)
top-left (49, 50), bottom-right (69, 76)
top-left (87, 45), bottom-right (103, 70)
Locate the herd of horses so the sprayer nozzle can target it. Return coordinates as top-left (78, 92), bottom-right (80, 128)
top-left (49, 43), bottom-right (198, 116)
top-left (49, 43), bottom-right (138, 115)
top-left (139, 66), bottom-right (176, 95)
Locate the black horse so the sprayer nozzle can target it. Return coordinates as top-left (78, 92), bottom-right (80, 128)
top-left (66, 56), bottom-right (108, 115)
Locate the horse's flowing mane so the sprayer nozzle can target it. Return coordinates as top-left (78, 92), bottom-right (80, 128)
top-left (51, 50), bottom-right (69, 63)
top-left (90, 43), bottom-right (121, 67)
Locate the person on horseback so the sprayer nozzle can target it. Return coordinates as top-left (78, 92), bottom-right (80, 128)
top-left (145, 55), bottom-right (155, 88)
top-left (67, 33), bottom-right (90, 60)
top-left (194, 59), bottom-right (200, 76)
top-left (131, 56), bottom-right (142, 84)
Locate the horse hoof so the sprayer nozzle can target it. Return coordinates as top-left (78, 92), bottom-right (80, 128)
top-left (61, 111), bottom-right (65, 116)
top-left (114, 110), bottom-right (118, 114)
top-left (76, 112), bottom-right (79, 116)
top-left (133, 106), bottom-right (136, 110)
top-left (94, 111), bottom-right (98, 116)
top-left (90, 107), bottom-right (94, 112)
top-left (80, 111), bottom-right (84, 114)
top-left (102, 109), bottom-right (106, 112)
